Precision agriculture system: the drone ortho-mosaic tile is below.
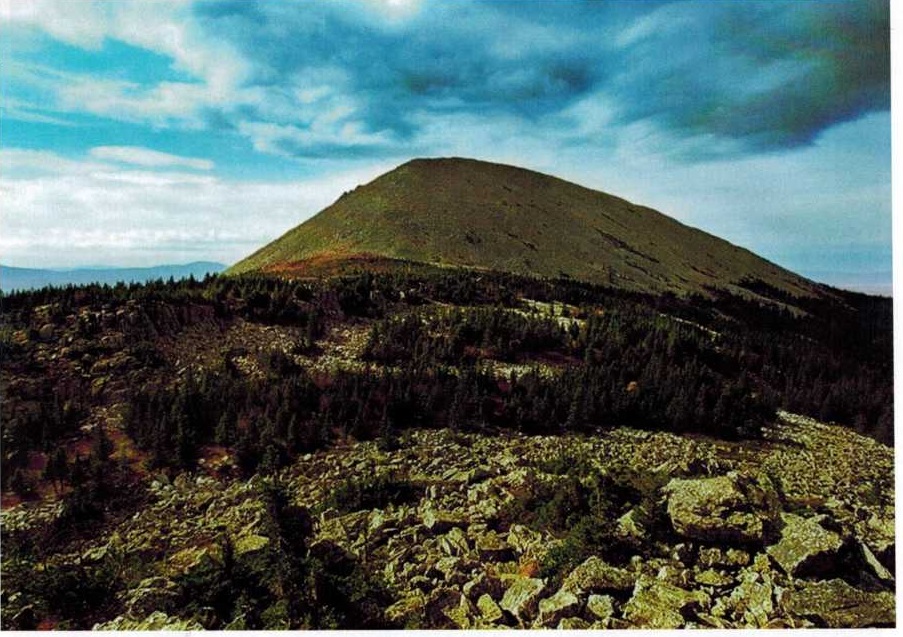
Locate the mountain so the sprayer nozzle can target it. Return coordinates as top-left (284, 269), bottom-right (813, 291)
top-left (0, 262), bottom-right (226, 292)
top-left (229, 157), bottom-right (823, 299)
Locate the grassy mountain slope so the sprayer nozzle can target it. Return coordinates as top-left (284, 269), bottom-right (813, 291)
top-left (229, 158), bottom-right (822, 299)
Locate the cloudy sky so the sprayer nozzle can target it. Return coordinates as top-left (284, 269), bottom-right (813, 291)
top-left (0, 0), bottom-right (892, 291)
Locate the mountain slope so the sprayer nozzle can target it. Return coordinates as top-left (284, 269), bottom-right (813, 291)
top-left (230, 157), bottom-right (821, 298)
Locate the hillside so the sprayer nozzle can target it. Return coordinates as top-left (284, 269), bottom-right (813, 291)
top-left (229, 158), bottom-right (823, 300)
top-left (0, 267), bottom-right (893, 629)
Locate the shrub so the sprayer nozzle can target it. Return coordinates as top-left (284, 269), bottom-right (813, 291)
top-left (320, 470), bottom-right (418, 514)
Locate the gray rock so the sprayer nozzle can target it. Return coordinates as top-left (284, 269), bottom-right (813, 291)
top-left (663, 473), bottom-right (780, 545)
top-left (782, 579), bottom-right (895, 628)
top-left (536, 588), bottom-right (581, 627)
top-left (766, 513), bottom-right (844, 578)
top-left (499, 576), bottom-right (546, 624)
top-left (561, 555), bottom-right (635, 595)
top-left (622, 575), bottom-right (710, 629)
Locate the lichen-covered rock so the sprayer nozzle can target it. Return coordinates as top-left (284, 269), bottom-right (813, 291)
top-left (853, 539), bottom-right (895, 586)
top-left (443, 593), bottom-right (477, 629)
top-left (558, 616), bottom-right (591, 629)
top-left (782, 579), bottom-right (895, 628)
top-left (694, 569), bottom-right (734, 587)
top-left (506, 523), bottom-right (544, 556)
top-left (561, 556), bottom-right (635, 595)
top-left (474, 530), bottom-right (515, 562)
top-left (234, 533), bottom-right (270, 556)
top-left (385, 592), bottom-right (428, 627)
top-left (586, 594), bottom-right (616, 622)
top-left (622, 575), bottom-right (710, 629)
top-left (536, 588), bottom-right (580, 627)
top-left (616, 507), bottom-right (648, 541)
top-left (476, 593), bottom-right (505, 624)
top-left (462, 572), bottom-right (503, 601)
top-left (122, 577), bottom-right (179, 617)
top-left (499, 576), bottom-right (546, 624)
top-left (858, 509), bottom-right (896, 570)
top-left (423, 588), bottom-right (463, 629)
top-left (766, 513), bottom-right (844, 578)
top-left (697, 547), bottom-right (750, 570)
top-left (422, 508), bottom-right (465, 534)
top-left (713, 563), bottom-right (776, 628)
top-left (437, 526), bottom-right (470, 557)
top-left (663, 472), bottom-right (780, 545)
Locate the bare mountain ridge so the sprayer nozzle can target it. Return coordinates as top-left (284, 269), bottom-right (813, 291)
top-left (229, 157), bottom-right (823, 299)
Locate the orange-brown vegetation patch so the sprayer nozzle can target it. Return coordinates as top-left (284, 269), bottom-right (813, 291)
top-left (262, 252), bottom-right (429, 279)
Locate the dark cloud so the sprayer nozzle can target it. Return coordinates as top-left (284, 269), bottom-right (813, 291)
top-left (191, 0), bottom-right (889, 159)
top-left (607, 0), bottom-right (890, 153)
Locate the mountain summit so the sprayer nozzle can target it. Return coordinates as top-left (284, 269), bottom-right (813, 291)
top-left (230, 157), bottom-right (821, 298)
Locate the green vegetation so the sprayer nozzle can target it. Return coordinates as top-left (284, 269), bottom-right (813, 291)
top-left (228, 157), bottom-right (822, 301)
top-left (320, 470), bottom-right (418, 515)
top-left (0, 256), bottom-right (892, 629)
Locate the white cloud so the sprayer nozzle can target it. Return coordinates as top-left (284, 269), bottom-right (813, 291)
top-left (90, 146), bottom-right (214, 171)
top-left (3, 0), bottom-right (248, 126)
top-left (0, 0), bottom-right (111, 49)
top-left (0, 148), bottom-right (394, 268)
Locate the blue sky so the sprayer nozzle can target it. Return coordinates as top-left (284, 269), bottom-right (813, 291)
top-left (0, 0), bottom-right (892, 292)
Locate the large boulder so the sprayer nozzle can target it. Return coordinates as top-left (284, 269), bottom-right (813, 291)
top-left (662, 472), bottom-right (780, 545)
top-left (499, 576), bottom-right (547, 624)
top-left (766, 513), bottom-right (844, 578)
top-left (622, 575), bottom-right (710, 629)
top-left (782, 579), bottom-right (895, 628)
top-left (561, 556), bottom-right (635, 595)
top-left (536, 588), bottom-right (581, 627)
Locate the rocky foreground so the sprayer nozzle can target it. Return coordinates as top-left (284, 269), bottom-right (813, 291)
top-left (2, 412), bottom-right (895, 629)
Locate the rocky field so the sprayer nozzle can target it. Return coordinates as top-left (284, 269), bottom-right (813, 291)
top-left (2, 411), bottom-right (894, 629)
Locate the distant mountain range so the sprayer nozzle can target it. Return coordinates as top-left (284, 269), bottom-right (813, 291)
top-left (228, 157), bottom-right (826, 301)
top-left (0, 262), bottom-right (226, 292)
